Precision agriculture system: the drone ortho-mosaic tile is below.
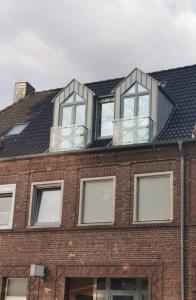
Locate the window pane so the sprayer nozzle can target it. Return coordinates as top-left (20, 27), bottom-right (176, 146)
top-left (62, 106), bottom-right (72, 126)
top-left (123, 97), bottom-right (134, 119)
top-left (6, 278), bottom-right (27, 296)
top-left (0, 194), bottom-right (12, 225)
top-left (76, 105), bottom-right (85, 125)
top-left (111, 278), bottom-right (137, 291)
top-left (125, 84), bottom-right (136, 95)
top-left (97, 278), bottom-right (106, 290)
top-left (36, 188), bottom-right (61, 224)
top-left (6, 123), bottom-right (28, 136)
top-left (76, 94), bottom-right (85, 103)
top-left (100, 102), bottom-right (114, 137)
top-left (137, 175), bottom-right (171, 221)
top-left (81, 179), bottom-right (114, 224)
top-left (138, 83), bottom-right (148, 93)
top-left (138, 95), bottom-right (149, 117)
top-left (113, 296), bottom-right (134, 300)
top-left (66, 94), bottom-right (74, 104)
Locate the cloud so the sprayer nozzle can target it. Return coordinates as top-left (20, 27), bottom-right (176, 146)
top-left (1, 0), bottom-right (196, 109)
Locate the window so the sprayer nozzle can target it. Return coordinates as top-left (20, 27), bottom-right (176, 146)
top-left (0, 184), bottom-right (16, 229)
top-left (5, 278), bottom-right (27, 299)
top-left (97, 99), bottom-right (114, 137)
top-left (6, 123), bottom-right (28, 136)
top-left (29, 181), bottom-right (63, 227)
top-left (79, 177), bottom-right (115, 225)
top-left (61, 93), bottom-right (86, 127)
top-left (133, 172), bottom-right (173, 223)
top-left (121, 82), bottom-right (150, 119)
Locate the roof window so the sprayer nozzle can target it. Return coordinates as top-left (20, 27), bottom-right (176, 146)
top-left (6, 123), bottom-right (28, 136)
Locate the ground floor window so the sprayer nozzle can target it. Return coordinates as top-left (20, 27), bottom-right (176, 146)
top-left (68, 278), bottom-right (148, 300)
top-left (5, 278), bottom-right (27, 300)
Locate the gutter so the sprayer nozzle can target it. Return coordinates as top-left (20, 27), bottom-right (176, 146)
top-left (178, 140), bottom-right (185, 300)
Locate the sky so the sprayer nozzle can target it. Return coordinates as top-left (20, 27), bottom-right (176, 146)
top-left (1, 0), bottom-right (196, 110)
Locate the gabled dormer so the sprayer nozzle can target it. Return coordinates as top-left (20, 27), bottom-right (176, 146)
top-left (50, 79), bottom-right (94, 152)
top-left (112, 68), bottom-right (174, 145)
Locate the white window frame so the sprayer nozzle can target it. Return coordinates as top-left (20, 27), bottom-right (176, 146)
top-left (28, 180), bottom-right (64, 228)
top-left (0, 184), bottom-right (16, 230)
top-left (5, 278), bottom-right (27, 300)
top-left (78, 176), bottom-right (116, 226)
top-left (133, 171), bottom-right (173, 224)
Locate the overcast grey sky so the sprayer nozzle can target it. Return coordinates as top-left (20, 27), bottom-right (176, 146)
top-left (1, 0), bottom-right (196, 110)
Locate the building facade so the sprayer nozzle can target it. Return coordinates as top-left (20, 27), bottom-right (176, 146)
top-left (0, 65), bottom-right (196, 299)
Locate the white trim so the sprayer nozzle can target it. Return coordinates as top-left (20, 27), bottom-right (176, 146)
top-left (78, 176), bottom-right (116, 226)
top-left (28, 180), bottom-right (64, 227)
top-left (0, 184), bottom-right (16, 230)
top-left (133, 171), bottom-right (173, 223)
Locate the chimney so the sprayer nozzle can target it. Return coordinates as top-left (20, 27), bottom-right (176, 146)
top-left (13, 82), bottom-right (35, 103)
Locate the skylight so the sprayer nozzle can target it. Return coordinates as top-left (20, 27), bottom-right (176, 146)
top-left (6, 123), bottom-right (28, 136)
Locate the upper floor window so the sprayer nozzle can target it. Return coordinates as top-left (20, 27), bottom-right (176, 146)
top-left (97, 99), bottom-right (114, 138)
top-left (29, 181), bottom-right (63, 227)
top-left (133, 172), bottom-right (173, 223)
top-left (121, 82), bottom-right (150, 119)
top-left (61, 93), bottom-right (86, 127)
top-left (5, 278), bottom-right (28, 299)
top-left (0, 184), bottom-right (16, 229)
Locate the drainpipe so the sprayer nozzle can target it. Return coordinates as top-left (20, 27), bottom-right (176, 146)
top-left (178, 140), bottom-right (185, 300)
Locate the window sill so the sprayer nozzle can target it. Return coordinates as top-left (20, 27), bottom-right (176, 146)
top-left (132, 220), bottom-right (173, 225)
top-left (77, 222), bottom-right (114, 227)
top-left (0, 226), bottom-right (12, 230)
top-left (27, 223), bottom-right (61, 229)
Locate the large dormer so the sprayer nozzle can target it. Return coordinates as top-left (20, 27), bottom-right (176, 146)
top-left (112, 68), bottom-right (174, 145)
top-left (49, 68), bottom-right (174, 152)
top-left (50, 79), bottom-right (94, 152)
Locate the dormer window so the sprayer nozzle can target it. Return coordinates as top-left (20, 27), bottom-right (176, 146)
top-left (121, 83), bottom-right (150, 119)
top-left (61, 93), bottom-right (86, 127)
top-left (50, 79), bottom-right (94, 152)
top-left (97, 98), bottom-right (114, 138)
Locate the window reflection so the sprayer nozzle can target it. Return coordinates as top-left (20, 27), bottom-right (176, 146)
top-left (100, 102), bottom-right (114, 137)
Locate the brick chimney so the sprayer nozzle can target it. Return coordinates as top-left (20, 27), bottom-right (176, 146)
top-left (13, 82), bottom-right (35, 103)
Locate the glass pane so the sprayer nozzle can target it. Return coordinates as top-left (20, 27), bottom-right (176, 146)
top-left (138, 127), bottom-right (149, 142)
top-left (138, 83), bottom-right (148, 93)
top-left (96, 292), bottom-right (106, 300)
top-left (125, 84), bottom-right (136, 95)
top-left (66, 94), bottom-right (74, 104)
top-left (123, 97), bottom-right (134, 119)
top-left (111, 278), bottom-right (137, 291)
top-left (69, 278), bottom-right (94, 300)
top-left (62, 106), bottom-right (72, 126)
top-left (113, 297), bottom-right (134, 300)
top-left (36, 188), bottom-right (61, 224)
top-left (138, 95), bottom-right (149, 117)
top-left (100, 102), bottom-right (114, 137)
top-left (76, 94), bottom-right (85, 103)
top-left (0, 194), bottom-right (12, 225)
top-left (97, 278), bottom-right (106, 290)
top-left (140, 279), bottom-right (148, 291)
top-left (76, 105), bottom-right (85, 125)
top-left (82, 179), bottom-right (114, 223)
top-left (6, 123), bottom-right (28, 136)
top-left (6, 278), bottom-right (27, 296)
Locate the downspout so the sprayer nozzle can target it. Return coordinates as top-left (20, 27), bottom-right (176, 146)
top-left (178, 140), bottom-right (185, 300)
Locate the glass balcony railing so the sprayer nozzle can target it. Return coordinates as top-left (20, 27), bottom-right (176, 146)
top-left (50, 125), bottom-right (88, 152)
top-left (113, 116), bottom-right (153, 146)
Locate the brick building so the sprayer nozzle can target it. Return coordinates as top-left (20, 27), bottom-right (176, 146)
top-left (0, 65), bottom-right (196, 299)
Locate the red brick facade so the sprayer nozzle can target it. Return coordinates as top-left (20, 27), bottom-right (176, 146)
top-left (0, 143), bottom-right (195, 299)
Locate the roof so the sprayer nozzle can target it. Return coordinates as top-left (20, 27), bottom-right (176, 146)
top-left (0, 64), bottom-right (196, 158)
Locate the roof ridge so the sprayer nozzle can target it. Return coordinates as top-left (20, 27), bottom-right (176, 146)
top-left (0, 88), bottom-right (60, 114)
top-left (149, 64), bottom-right (196, 75)
top-left (85, 76), bottom-right (124, 86)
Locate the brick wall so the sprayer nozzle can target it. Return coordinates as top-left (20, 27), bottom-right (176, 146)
top-left (0, 143), bottom-right (195, 299)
